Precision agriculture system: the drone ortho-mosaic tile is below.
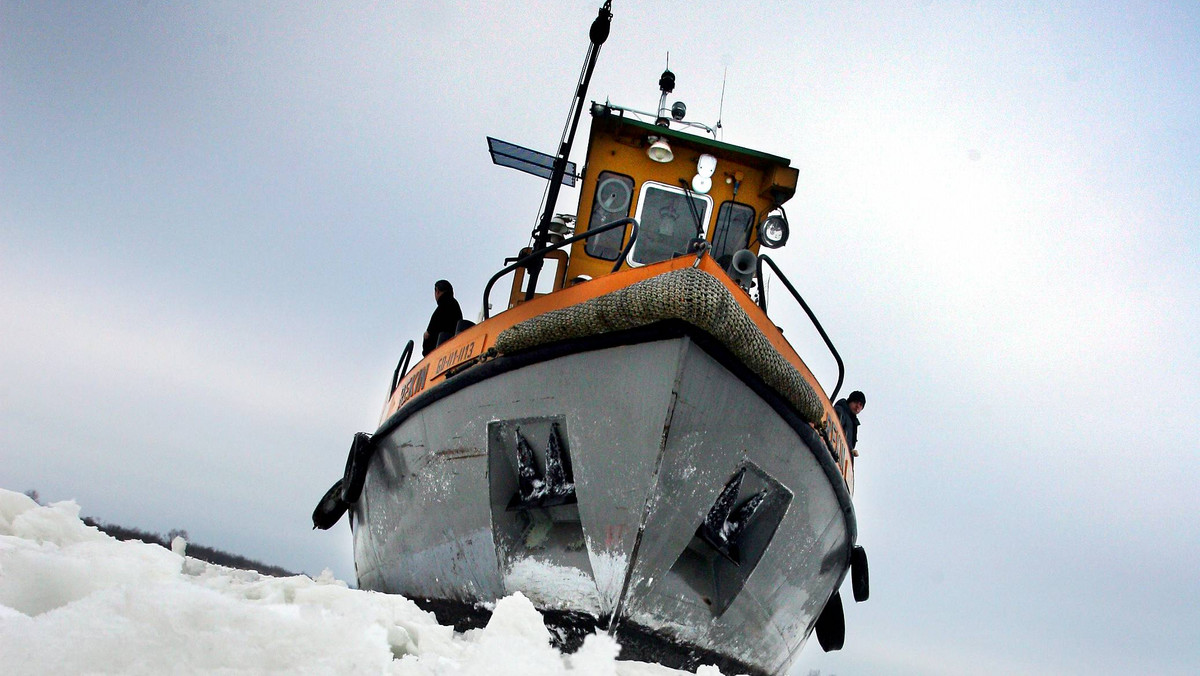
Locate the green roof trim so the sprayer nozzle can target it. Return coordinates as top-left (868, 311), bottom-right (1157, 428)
top-left (593, 108), bottom-right (791, 166)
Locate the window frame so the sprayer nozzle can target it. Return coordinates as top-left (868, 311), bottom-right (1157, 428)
top-left (583, 171), bottom-right (636, 261)
top-left (710, 201), bottom-right (758, 267)
top-left (629, 181), bottom-right (714, 267)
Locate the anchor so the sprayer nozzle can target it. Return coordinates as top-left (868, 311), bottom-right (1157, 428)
top-left (508, 423), bottom-right (577, 510)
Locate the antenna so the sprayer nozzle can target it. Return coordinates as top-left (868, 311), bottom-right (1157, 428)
top-left (716, 66), bottom-right (727, 141)
top-left (656, 53), bottom-right (676, 127)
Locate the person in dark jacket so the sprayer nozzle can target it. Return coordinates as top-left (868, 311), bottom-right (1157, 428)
top-left (422, 279), bottom-right (463, 356)
top-left (833, 390), bottom-right (866, 459)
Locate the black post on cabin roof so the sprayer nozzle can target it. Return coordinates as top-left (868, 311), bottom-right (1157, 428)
top-left (523, 0), bottom-right (612, 301)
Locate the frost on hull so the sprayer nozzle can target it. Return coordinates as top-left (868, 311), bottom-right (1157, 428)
top-left (351, 336), bottom-right (853, 675)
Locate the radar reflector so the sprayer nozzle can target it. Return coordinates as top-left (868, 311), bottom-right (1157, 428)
top-left (487, 137), bottom-right (578, 187)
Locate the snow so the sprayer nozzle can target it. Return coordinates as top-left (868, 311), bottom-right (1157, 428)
top-left (504, 556), bottom-right (604, 614)
top-left (0, 489), bottom-right (722, 675)
top-left (588, 550), bottom-right (629, 610)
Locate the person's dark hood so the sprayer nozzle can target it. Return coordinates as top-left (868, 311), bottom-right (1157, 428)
top-left (834, 398), bottom-right (860, 424)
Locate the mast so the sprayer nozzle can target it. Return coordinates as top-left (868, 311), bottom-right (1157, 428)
top-left (523, 0), bottom-right (612, 300)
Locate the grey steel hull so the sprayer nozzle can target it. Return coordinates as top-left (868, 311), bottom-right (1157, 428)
top-left (351, 332), bottom-right (854, 675)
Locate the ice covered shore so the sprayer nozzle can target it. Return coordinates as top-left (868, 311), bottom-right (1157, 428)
top-left (0, 489), bottom-right (716, 675)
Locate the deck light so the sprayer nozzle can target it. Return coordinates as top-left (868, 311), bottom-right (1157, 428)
top-left (759, 214), bottom-right (790, 248)
top-left (647, 136), bottom-right (674, 163)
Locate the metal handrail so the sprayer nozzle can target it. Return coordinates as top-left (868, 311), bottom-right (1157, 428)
top-left (482, 217), bottom-right (639, 320)
top-left (389, 339), bottom-right (414, 396)
top-left (755, 253), bottom-right (845, 402)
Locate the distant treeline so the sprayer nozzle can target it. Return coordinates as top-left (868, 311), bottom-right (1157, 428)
top-left (81, 517), bottom-right (298, 578)
top-left (24, 489), bottom-right (296, 578)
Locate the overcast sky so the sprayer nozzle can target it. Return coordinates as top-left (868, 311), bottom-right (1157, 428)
top-left (2, 2), bottom-right (1197, 674)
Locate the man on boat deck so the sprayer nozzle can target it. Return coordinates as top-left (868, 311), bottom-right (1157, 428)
top-left (833, 390), bottom-right (866, 459)
top-left (422, 279), bottom-right (463, 356)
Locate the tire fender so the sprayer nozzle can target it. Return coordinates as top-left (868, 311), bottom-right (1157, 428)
top-left (312, 479), bottom-right (348, 530)
top-left (341, 432), bottom-right (374, 504)
top-left (815, 590), bottom-right (845, 652)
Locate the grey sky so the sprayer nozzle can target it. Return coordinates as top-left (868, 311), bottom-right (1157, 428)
top-left (2, 2), bottom-right (1197, 674)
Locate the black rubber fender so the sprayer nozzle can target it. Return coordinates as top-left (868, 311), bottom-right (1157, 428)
top-left (815, 590), bottom-right (845, 652)
top-left (312, 479), bottom-right (348, 530)
top-left (851, 545), bottom-right (870, 602)
top-left (340, 432), bottom-right (374, 504)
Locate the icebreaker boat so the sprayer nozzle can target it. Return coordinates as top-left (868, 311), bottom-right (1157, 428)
top-left (314, 4), bottom-right (870, 674)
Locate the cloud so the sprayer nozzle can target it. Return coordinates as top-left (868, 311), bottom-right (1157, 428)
top-left (0, 254), bottom-right (371, 429)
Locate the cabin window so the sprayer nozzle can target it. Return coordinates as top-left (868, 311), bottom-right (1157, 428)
top-left (584, 171), bottom-right (635, 261)
top-left (631, 182), bottom-right (713, 266)
top-left (710, 202), bottom-right (756, 269)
